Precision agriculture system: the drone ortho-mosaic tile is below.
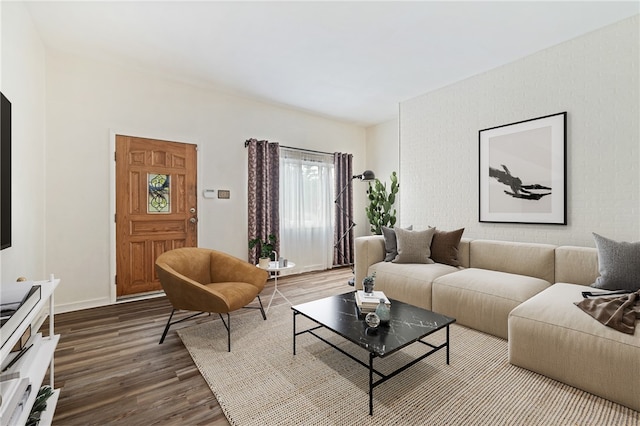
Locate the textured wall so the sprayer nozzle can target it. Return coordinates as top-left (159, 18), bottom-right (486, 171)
top-left (399, 16), bottom-right (639, 247)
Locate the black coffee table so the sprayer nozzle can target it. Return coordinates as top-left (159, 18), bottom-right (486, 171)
top-left (292, 292), bottom-right (455, 415)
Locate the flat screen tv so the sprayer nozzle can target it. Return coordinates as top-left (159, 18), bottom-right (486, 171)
top-left (1, 92), bottom-right (11, 250)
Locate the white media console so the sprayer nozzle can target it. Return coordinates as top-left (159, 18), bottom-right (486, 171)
top-left (1, 279), bottom-right (60, 425)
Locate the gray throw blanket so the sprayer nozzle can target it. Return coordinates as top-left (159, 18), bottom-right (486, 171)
top-left (575, 290), bottom-right (640, 334)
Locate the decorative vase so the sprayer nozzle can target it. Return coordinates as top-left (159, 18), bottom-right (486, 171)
top-left (375, 299), bottom-right (391, 324)
top-left (258, 258), bottom-right (270, 269)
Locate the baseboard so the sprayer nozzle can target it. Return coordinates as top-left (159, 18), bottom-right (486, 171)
top-left (54, 297), bottom-right (113, 314)
top-left (54, 291), bottom-right (167, 314)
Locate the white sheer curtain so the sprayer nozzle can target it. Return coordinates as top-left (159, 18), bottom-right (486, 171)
top-left (279, 148), bottom-right (335, 273)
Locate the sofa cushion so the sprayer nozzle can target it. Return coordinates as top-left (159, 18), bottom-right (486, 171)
top-left (469, 240), bottom-right (556, 283)
top-left (592, 233), bottom-right (640, 291)
top-left (458, 238), bottom-right (471, 269)
top-left (393, 227), bottom-right (435, 264)
top-left (433, 268), bottom-right (551, 339)
top-left (431, 228), bottom-right (465, 267)
top-left (554, 246), bottom-right (599, 286)
top-left (381, 225), bottom-right (412, 262)
top-left (509, 283), bottom-right (640, 411)
top-left (368, 261), bottom-right (458, 310)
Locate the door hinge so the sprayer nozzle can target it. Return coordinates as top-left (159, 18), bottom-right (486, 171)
top-left (115, 275), bottom-right (117, 285)
top-left (114, 152), bottom-right (117, 161)
top-left (114, 214), bottom-right (117, 223)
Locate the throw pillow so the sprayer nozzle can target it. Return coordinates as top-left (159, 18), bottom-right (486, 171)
top-left (393, 227), bottom-right (436, 264)
top-left (381, 225), bottom-right (412, 262)
top-left (591, 233), bottom-right (640, 292)
top-left (431, 228), bottom-right (465, 266)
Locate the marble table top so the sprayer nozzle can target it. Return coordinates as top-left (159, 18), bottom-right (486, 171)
top-left (292, 292), bottom-right (455, 357)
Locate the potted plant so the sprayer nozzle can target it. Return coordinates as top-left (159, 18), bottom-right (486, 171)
top-left (363, 272), bottom-right (376, 294)
top-left (365, 171), bottom-right (399, 235)
top-left (249, 234), bottom-right (277, 269)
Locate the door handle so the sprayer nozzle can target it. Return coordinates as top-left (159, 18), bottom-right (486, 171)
top-left (190, 217), bottom-right (197, 224)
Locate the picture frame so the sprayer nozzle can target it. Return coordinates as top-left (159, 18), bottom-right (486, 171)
top-left (479, 112), bottom-right (567, 225)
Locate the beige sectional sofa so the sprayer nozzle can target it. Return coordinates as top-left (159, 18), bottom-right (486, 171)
top-left (354, 235), bottom-right (640, 411)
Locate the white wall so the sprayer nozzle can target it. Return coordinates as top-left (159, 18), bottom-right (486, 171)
top-left (44, 50), bottom-right (366, 312)
top-left (364, 118), bottom-right (401, 230)
top-left (366, 118), bottom-right (399, 192)
top-left (399, 15), bottom-right (639, 247)
top-left (0, 2), bottom-right (47, 285)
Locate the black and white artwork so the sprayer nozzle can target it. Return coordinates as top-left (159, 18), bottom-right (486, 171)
top-left (479, 112), bottom-right (566, 225)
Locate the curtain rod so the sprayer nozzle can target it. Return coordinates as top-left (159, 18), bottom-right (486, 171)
top-left (244, 139), bottom-right (333, 156)
top-left (280, 145), bottom-right (333, 156)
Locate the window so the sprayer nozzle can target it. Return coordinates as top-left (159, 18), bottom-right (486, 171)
top-left (279, 148), bottom-right (335, 272)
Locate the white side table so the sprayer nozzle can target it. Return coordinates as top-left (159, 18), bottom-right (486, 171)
top-left (258, 261), bottom-right (295, 313)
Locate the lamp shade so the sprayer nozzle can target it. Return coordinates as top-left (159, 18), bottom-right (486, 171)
top-left (353, 170), bottom-right (375, 181)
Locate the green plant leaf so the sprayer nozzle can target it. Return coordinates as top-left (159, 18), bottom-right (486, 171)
top-left (363, 172), bottom-right (399, 235)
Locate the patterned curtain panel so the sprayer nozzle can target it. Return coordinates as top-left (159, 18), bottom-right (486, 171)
top-left (247, 138), bottom-right (280, 264)
top-left (333, 153), bottom-right (354, 266)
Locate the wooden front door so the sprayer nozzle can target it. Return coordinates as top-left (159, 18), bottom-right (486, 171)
top-left (115, 135), bottom-right (198, 297)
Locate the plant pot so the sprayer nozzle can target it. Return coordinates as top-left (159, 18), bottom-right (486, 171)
top-left (363, 280), bottom-right (375, 294)
top-left (258, 258), bottom-right (271, 269)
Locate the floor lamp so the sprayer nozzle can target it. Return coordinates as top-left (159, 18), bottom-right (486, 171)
top-left (335, 170), bottom-right (375, 285)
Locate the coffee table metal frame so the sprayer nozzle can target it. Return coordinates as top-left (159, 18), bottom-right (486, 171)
top-left (292, 292), bottom-right (455, 415)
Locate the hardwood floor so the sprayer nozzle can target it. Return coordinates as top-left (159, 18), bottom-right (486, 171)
top-left (47, 268), bottom-right (354, 425)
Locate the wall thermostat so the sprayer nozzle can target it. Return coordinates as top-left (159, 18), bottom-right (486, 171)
top-left (203, 189), bottom-right (216, 199)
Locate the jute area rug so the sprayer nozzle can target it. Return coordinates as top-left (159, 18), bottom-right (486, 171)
top-left (178, 304), bottom-right (639, 425)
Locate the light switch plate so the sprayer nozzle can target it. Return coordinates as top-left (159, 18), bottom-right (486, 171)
top-left (218, 190), bottom-right (230, 199)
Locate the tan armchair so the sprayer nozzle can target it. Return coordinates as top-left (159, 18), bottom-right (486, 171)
top-left (155, 247), bottom-right (269, 351)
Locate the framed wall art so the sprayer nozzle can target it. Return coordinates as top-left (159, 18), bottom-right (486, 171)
top-left (479, 112), bottom-right (567, 225)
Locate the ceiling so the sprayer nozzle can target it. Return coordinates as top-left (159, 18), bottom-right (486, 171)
top-left (24, 1), bottom-right (639, 127)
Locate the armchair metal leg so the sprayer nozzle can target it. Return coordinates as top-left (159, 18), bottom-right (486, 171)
top-left (219, 313), bottom-right (231, 352)
top-left (216, 296), bottom-right (264, 352)
top-left (242, 295), bottom-right (267, 320)
top-left (161, 300), bottom-right (263, 351)
top-left (159, 309), bottom-right (176, 344)
top-left (257, 295), bottom-right (266, 320)
top-left (159, 309), bottom-right (207, 344)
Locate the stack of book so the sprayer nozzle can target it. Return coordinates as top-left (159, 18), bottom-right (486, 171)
top-left (355, 290), bottom-right (391, 314)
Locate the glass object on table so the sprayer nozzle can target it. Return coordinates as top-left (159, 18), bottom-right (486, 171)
top-left (375, 299), bottom-right (391, 324)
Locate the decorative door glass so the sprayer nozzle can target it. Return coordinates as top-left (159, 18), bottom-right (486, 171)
top-left (148, 173), bottom-right (171, 213)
